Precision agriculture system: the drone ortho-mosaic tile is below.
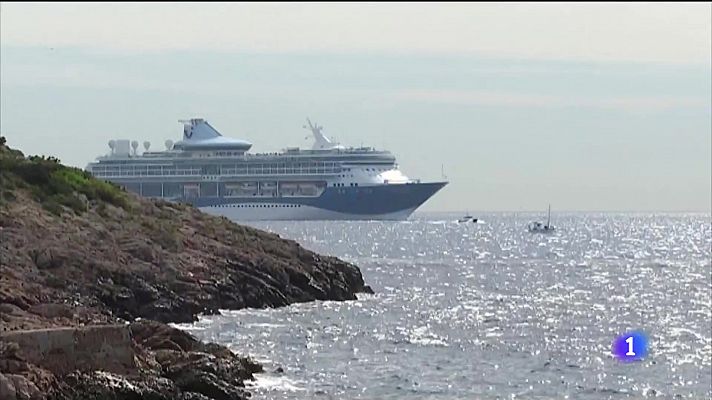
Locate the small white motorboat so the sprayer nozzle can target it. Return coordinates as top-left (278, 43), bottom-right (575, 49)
top-left (458, 212), bottom-right (479, 223)
top-left (458, 215), bottom-right (473, 223)
top-left (528, 205), bottom-right (555, 233)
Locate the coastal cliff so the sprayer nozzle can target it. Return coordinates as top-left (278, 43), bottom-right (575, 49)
top-left (0, 137), bottom-right (372, 399)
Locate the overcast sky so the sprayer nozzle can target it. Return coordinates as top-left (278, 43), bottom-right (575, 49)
top-left (1, 2), bottom-right (710, 211)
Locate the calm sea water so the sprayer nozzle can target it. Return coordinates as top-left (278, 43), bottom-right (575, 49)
top-left (177, 213), bottom-right (712, 399)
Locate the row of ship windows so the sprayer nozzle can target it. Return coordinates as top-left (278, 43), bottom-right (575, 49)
top-left (333, 183), bottom-right (359, 187)
top-left (213, 204), bottom-right (303, 208)
top-left (96, 168), bottom-right (337, 176)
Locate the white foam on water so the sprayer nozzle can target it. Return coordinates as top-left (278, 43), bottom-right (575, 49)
top-left (247, 374), bottom-right (306, 392)
top-left (246, 322), bottom-right (287, 329)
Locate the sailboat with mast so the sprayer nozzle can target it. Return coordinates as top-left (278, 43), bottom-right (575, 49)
top-left (528, 205), bottom-right (555, 233)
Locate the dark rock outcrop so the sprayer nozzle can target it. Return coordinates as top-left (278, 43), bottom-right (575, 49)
top-left (26, 322), bottom-right (262, 400)
top-left (0, 192), bottom-right (371, 329)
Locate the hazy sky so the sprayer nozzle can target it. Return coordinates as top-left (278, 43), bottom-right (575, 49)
top-left (1, 2), bottom-right (710, 212)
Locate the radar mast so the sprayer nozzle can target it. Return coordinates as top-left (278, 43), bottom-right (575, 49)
top-left (304, 118), bottom-right (337, 150)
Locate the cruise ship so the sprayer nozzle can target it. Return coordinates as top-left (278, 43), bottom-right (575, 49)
top-left (86, 118), bottom-right (447, 220)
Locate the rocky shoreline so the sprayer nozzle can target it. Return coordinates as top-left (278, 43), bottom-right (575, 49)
top-left (0, 137), bottom-right (372, 399)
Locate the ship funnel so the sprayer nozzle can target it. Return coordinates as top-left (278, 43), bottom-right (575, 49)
top-left (143, 141), bottom-right (151, 152)
top-left (180, 118), bottom-right (223, 141)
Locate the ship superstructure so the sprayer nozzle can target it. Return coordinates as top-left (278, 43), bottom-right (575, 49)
top-left (86, 118), bottom-right (446, 220)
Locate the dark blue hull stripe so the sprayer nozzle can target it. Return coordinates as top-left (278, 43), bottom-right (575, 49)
top-left (186, 182), bottom-right (447, 215)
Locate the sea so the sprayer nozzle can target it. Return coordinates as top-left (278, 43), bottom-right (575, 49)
top-left (176, 212), bottom-right (712, 399)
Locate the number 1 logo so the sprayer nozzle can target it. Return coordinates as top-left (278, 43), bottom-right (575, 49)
top-left (625, 336), bottom-right (635, 356)
top-left (613, 331), bottom-right (648, 361)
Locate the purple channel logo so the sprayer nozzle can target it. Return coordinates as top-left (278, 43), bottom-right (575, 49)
top-left (612, 331), bottom-right (649, 362)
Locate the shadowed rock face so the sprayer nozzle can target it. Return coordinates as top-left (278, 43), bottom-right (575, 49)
top-left (0, 192), bottom-right (372, 329)
top-left (41, 321), bottom-right (264, 400)
top-left (0, 322), bottom-right (265, 400)
top-left (0, 138), bottom-right (373, 399)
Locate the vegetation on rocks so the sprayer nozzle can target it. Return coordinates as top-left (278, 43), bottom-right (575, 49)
top-left (0, 138), bottom-right (128, 214)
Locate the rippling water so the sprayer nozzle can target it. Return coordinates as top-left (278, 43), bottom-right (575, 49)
top-left (177, 213), bottom-right (711, 399)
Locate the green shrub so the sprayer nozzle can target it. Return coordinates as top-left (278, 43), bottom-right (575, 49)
top-left (13, 159), bottom-right (57, 186)
top-left (151, 220), bottom-right (182, 252)
top-left (0, 140), bottom-right (130, 214)
top-left (43, 199), bottom-right (64, 216)
top-left (29, 185), bottom-right (48, 202)
top-left (93, 180), bottom-right (128, 208)
top-left (53, 193), bottom-right (86, 214)
top-left (2, 190), bottom-right (16, 202)
top-left (96, 202), bottom-right (109, 218)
